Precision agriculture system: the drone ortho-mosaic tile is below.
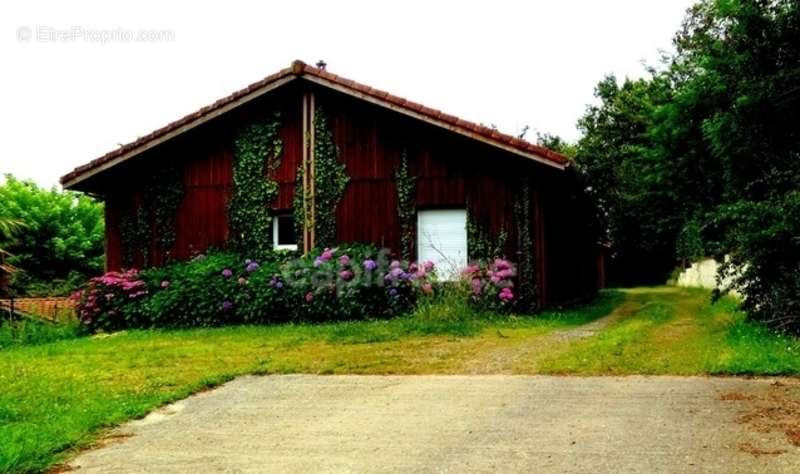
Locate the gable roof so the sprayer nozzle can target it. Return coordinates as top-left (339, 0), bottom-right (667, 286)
top-left (61, 60), bottom-right (569, 189)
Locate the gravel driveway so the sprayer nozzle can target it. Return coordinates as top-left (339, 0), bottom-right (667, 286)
top-left (69, 375), bottom-right (800, 473)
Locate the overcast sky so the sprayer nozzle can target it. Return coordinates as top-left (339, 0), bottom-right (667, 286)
top-left (1, 0), bottom-right (693, 187)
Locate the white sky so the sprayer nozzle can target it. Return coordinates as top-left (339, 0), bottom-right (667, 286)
top-left (1, 0), bottom-right (693, 188)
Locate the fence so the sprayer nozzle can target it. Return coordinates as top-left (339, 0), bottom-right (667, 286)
top-left (0, 297), bottom-right (76, 322)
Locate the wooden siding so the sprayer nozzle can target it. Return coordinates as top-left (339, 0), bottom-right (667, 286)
top-left (100, 81), bottom-right (597, 305)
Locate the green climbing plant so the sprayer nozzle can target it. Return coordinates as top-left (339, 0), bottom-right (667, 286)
top-left (466, 202), bottom-right (508, 262)
top-left (395, 150), bottom-right (416, 260)
top-left (148, 164), bottom-right (184, 262)
top-left (119, 164), bottom-right (184, 268)
top-left (514, 178), bottom-right (536, 310)
top-left (229, 112), bottom-right (283, 259)
top-left (293, 106), bottom-right (349, 250)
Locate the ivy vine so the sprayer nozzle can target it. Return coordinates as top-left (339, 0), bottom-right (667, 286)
top-left (229, 112), bottom-right (283, 259)
top-left (120, 204), bottom-right (148, 268)
top-left (466, 202), bottom-right (508, 262)
top-left (395, 150), bottom-right (416, 260)
top-left (120, 163), bottom-right (184, 268)
top-left (294, 106), bottom-right (349, 250)
top-left (513, 178), bottom-right (536, 310)
top-left (148, 164), bottom-right (184, 261)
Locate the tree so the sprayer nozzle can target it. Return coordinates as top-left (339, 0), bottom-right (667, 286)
top-left (0, 175), bottom-right (105, 295)
top-left (670, 0), bottom-right (800, 331)
top-left (0, 217), bottom-right (25, 296)
top-left (536, 132), bottom-right (577, 159)
top-left (574, 74), bottom-right (678, 284)
top-left (575, 0), bottom-right (800, 331)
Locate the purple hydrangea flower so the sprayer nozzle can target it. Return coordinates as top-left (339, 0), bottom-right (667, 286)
top-left (363, 259), bottom-right (377, 271)
top-left (221, 268), bottom-right (233, 278)
top-left (221, 300), bottom-right (233, 311)
top-left (339, 255), bottom-right (351, 266)
top-left (388, 288), bottom-right (398, 297)
top-left (275, 281), bottom-right (284, 289)
top-left (246, 261), bottom-right (260, 273)
top-left (160, 280), bottom-right (170, 288)
top-left (339, 270), bottom-right (354, 281)
top-left (389, 260), bottom-right (401, 269)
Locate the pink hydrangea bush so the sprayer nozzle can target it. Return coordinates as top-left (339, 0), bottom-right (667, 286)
top-left (71, 269), bottom-right (148, 331)
top-left (461, 258), bottom-right (517, 311)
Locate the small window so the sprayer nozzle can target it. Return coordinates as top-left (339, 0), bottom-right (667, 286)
top-left (272, 213), bottom-right (297, 251)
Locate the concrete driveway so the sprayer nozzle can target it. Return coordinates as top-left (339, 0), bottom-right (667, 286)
top-left (69, 375), bottom-right (800, 473)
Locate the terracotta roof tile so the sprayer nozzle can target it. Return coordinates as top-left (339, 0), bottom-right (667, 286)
top-left (61, 60), bottom-right (568, 186)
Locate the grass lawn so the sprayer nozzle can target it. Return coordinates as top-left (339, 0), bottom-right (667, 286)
top-left (1, 286), bottom-right (799, 472)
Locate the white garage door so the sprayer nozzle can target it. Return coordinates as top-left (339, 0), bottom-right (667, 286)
top-left (417, 209), bottom-right (467, 280)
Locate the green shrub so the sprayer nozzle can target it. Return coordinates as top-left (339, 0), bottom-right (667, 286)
top-left (73, 245), bottom-right (439, 331)
top-left (0, 318), bottom-right (81, 349)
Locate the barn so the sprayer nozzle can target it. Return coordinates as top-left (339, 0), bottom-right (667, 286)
top-left (61, 60), bottom-right (600, 307)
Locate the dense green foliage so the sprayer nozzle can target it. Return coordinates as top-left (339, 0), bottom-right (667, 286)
top-left (229, 114), bottom-right (283, 260)
top-left (574, 0), bottom-right (800, 331)
top-left (0, 175), bottom-right (104, 296)
top-left (575, 76), bottom-right (677, 284)
top-left (73, 245), bottom-right (436, 331)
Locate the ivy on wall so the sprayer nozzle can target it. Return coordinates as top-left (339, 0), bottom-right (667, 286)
top-left (149, 164), bottom-right (184, 260)
top-left (229, 112), bottom-right (283, 259)
top-left (120, 205), bottom-right (148, 268)
top-left (120, 163), bottom-right (185, 268)
top-left (293, 106), bottom-right (349, 250)
top-left (514, 178), bottom-right (537, 310)
top-left (395, 150), bottom-right (416, 261)
top-left (466, 201), bottom-right (508, 263)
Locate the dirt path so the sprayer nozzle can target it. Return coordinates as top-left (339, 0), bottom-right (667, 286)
top-left (68, 375), bottom-right (800, 473)
top-left (459, 295), bottom-right (645, 374)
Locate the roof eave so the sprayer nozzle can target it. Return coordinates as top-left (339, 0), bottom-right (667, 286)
top-left (300, 75), bottom-right (567, 170)
top-left (61, 74), bottom-right (298, 190)
top-left (62, 62), bottom-right (568, 189)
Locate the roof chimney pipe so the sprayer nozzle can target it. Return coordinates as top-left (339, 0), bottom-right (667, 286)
top-left (315, 60), bottom-right (327, 70)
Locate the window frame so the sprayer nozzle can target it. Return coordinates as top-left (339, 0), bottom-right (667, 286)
top-left (272, 214), bottom-right (298, 251)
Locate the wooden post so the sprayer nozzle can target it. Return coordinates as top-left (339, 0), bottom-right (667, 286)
top-left (309, 93), bottom-right (316, 251)
top-left (301, 91), bottom-right (317, 254)
top-left (301, 93), bottom-right (309, 254)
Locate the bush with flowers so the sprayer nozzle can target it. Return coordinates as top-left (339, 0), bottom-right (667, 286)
top-left (72, 244), bottom-right (438, 331)
top-left (461, 258), bottom-right (517, 312)
top-left (280, 244), bottom-right (436, 321)
top-left (71, 269), bottom-right (148, 331)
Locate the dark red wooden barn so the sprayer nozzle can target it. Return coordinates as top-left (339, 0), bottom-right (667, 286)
top-left (61, 60), bottom-right (600, 306)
